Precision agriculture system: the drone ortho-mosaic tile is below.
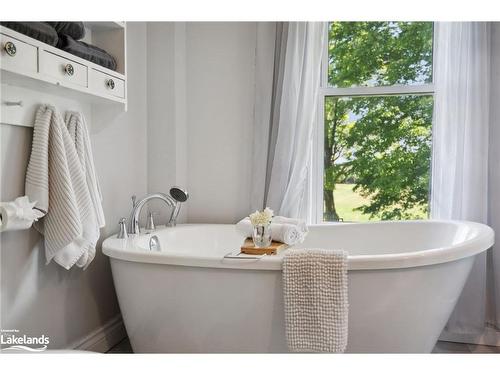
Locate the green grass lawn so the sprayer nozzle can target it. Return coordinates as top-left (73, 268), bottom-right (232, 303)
top-left (331, 184), bottom-right (428, 222)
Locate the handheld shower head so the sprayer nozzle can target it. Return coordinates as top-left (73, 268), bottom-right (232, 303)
top-left (169, 187), bottom-right (189, 202)
top-left (168, 187), bottom-right (189, 226)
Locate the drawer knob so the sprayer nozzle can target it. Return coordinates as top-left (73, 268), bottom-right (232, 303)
top-left (64, 64), bottom-right (75, 76)
top-left (106, 79), bottom-right (115, 90)
top-left (4, 41), bottom-right (17, 57)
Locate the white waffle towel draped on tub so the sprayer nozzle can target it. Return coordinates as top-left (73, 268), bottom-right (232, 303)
top-left (25, 105), bottom-right (104, 270)
top-left (282, 249), bottom-right (349, 353)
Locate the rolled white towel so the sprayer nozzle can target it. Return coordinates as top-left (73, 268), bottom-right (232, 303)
top-left (270, 223), bottom-right (305, 245)
top-left (235, 217), bottom-right (253, 237)
top-left (273, 216), bottom-right (308, 233)
top-left (235, 217), bottom-right (308, 246)
top-left (0, 196), bottom-right (44, 232)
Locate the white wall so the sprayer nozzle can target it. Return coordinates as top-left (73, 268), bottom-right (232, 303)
top-left (0, 22), bottom-right (148, 349)
top-left (146, 22), bottom-right (262, 224)
top-left (146, 22), bottom-right (188, 224)
top-left (184, 22), bottom-right (257, 223)
top-left (488, 22), bottom-right (500, 331)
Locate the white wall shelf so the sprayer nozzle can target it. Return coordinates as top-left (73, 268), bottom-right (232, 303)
top-left (0, 22), bottom-right (127, 127)
top-left (83, 21), bottom-right (125, 30)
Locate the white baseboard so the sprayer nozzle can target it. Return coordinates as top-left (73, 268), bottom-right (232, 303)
top-left (66, 315), bottom-right (127, 353)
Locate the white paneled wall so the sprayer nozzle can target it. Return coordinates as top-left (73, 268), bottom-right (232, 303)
top-left (185, 23), bottom-right (257, 223)
top-left (146, 22), bottom-right (267, 224)
top-left (488, 22), bottom-right (500, 337)
top-left (146, 22), bottom-right (187, 224)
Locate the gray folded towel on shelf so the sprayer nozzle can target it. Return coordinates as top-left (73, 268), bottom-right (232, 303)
top-left (283, 249), bottom-right (349, 353)
top-left (0, 22), bottom-right (58, 46)
top-left (56, 34), bottom-right (117, 71)
top-left (46, 22), bottom-right (86, 40)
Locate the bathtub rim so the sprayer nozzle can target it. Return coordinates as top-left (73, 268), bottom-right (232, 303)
top-left (102, 220), bottom-right (494, 271)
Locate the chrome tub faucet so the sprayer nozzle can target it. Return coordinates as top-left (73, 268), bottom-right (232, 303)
top-left (126, 187), bottom-right (189, 235)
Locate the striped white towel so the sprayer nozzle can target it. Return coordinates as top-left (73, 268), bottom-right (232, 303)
top-left (65, 111), bottom-right (105, 228)
top-left (282, 249), bottom-right (349, 353)
top-left (25, 105), bottom-right (99, 270)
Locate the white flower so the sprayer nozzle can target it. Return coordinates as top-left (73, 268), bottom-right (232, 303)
top-left (249, 207), bottom-right (274, 226)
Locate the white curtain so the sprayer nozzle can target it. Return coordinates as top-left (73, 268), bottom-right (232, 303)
top-left (432, 22), bottom-right (499, 345)
top-left (251, 22), bottom-right (327, 220)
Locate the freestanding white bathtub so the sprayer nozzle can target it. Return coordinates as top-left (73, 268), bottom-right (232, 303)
top-left (102, 220), bottom-right (493, 353)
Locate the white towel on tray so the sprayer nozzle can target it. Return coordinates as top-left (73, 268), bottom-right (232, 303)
top-left (25, 105), bottom-right (101, 270)
top-left (235, 216), bottom-right (308, 245)
top-left (282, 249), bottom-right (348, 353)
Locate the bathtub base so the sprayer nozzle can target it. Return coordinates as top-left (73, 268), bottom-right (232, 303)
top-left (111, 256), bottom-right (474, 353)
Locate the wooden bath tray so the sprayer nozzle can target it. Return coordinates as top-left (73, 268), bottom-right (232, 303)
top-left (240, 238), bottom-right (288, 255)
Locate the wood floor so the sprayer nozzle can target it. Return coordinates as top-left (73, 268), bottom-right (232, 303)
top-left (106, 337), bottom-right (500, 354)
top-left (432, 340), bottom-right (500, 354)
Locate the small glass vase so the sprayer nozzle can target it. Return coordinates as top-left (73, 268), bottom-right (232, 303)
top-left (252, 224), bottom-right (272, 248)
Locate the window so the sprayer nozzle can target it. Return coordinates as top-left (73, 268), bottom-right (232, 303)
top-left (313, 22), bottom-right (434, 222)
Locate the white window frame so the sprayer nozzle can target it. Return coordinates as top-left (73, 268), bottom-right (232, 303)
top-left (311, 23), bottom-right (436, 224)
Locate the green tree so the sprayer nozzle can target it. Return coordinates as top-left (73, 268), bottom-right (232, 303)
top-left (324, 22), bottom-right (434, 221)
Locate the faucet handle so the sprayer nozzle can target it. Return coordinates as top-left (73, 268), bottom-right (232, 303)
top-left (145, 211), bottom-right (158, 232)
top-left (131, 195), bottom-right (137, 208)
top-left (117, 217), bottom-right (128, 239)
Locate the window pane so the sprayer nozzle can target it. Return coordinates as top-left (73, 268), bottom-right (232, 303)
top-left (328, 22), bottom-right (433, 88)
top-left (323, 95), bottom-right (433, 221)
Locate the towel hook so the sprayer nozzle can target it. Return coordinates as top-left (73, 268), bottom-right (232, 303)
top-left (3, 100), bottom-right (23, 107)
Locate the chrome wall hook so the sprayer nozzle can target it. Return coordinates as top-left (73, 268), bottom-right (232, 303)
top-left (3, 100), bottom-right (23, 107)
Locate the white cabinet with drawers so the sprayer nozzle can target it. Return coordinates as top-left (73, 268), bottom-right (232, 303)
top-left (0, 22), bottom-right (127, 109)
top-left (89, 68), bottom-right (125, 99)
top-left (0, 33), bottom-right (38, 75)
top-left (39, 50), bottom-right (88, 88)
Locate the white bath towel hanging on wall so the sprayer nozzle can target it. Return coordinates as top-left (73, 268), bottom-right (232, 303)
top-left (65, 111), bottom-right (105, 228)
top-left (25, 105), bottom-right (101, 270)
